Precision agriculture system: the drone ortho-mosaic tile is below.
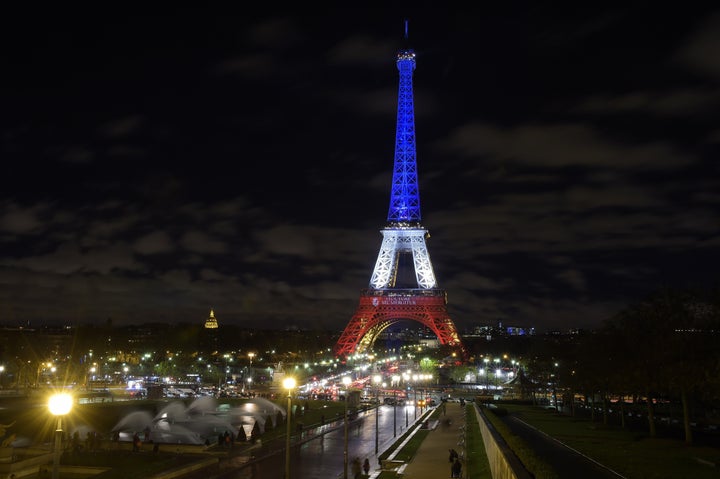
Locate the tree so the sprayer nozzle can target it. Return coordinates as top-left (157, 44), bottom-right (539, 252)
top-left (605, 287), bottom-right (720, 443)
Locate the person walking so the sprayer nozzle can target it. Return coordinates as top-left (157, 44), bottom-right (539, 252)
top-left (362, 457), bottom-right (370, 476)
top-left (451, 457), bottom-right (462, 478)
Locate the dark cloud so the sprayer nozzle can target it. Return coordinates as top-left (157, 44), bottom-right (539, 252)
top-left (0, 8), bottom-right (718, 333)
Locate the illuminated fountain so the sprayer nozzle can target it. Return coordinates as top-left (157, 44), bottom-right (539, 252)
top-left (110, 397), bottom-right (286, 445)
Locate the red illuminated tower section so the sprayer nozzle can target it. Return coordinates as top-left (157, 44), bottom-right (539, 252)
top-left (335, 27), bottom-right (464, 359)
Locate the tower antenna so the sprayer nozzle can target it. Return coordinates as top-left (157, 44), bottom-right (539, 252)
top-left (404, 18), bottom-right (409, 40)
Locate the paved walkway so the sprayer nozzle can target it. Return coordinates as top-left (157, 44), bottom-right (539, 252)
top-left (385, 401), bottom-right (468, 479)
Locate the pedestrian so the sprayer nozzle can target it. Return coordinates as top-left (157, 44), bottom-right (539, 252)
top-left (451, 457), bottom-right (462, 478)
top-left (132, 433), bottom-right (141, 452)
top-left (363, 457), bottom-right (370, 476)
top-left (71, 431), bottom-right (80, 454)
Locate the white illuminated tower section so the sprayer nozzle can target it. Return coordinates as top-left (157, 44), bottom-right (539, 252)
top-left (335, 24), bottom-right (463, 358)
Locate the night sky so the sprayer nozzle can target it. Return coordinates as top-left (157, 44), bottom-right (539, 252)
top-left (1, 6), bottom-right (718, 333)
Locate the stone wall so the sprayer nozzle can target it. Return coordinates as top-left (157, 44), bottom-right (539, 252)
top-left (472, 404), bottom-right (533, 479)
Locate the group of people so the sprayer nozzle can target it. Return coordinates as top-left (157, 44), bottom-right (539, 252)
top-left (70, 430), bottom-right (101, 453)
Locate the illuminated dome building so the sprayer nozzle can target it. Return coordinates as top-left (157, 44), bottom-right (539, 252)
top-left (204, 309), bottom-right (219, 329)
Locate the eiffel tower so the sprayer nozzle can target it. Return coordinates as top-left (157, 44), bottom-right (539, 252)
top-left (334, 24), bottom-right (464, 358)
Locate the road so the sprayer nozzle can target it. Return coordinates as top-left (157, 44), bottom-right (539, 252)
top-left (209, 404), bottom-right (424, 479)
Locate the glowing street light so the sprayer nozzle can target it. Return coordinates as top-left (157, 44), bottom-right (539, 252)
top-left (283, 377), bottom-right (296, 479)
top-left (342, 375), bottom-right (351, 479)
top-left (48, 392), bottom-right (73, 479)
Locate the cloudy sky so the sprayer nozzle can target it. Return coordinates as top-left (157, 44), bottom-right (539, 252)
top-left (1, 6), bottom-right (718, 334)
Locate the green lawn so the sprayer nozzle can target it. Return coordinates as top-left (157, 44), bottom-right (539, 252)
top-left (501, 404), bottom-right (720, 479)
top-left (465, 405), bottom-right (492, 479)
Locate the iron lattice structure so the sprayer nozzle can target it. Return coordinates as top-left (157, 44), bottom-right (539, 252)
top-left (335, 39), bottom-right (464, 359)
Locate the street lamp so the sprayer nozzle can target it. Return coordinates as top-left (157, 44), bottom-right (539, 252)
top-left (342, 375), bottom-right (351, 479)
top-left (283, 377), bottom-right (296, 479)
top-left (412, 374), bottom-right (418, 420)
top-left (483, 358), bottom-right (490, 391)
top-left (373, 374), bottom-right (381, 454)
top-left (391, 375), bottom-right (400, 437)
top-left (402, 373), bottom-right (409, 428)
top-left (48, 392), bottom-right (73, 479)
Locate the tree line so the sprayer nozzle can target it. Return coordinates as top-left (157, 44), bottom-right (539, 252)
top-left (526, 287), bottom-right (720, 445)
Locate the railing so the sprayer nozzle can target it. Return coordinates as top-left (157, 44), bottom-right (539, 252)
top-left (360, 288), bottom-right (446, 298)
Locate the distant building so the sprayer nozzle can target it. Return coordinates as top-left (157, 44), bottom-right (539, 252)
top-left (204, 309), bottom-right (219, 329)
top-left (200, 308), bottom-right (219, 354)
top-left (466, 322), bottom-right (536, 340)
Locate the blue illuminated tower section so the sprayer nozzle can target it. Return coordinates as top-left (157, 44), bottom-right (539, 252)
top-left (387, 47), bottom-right (421, 224)
top-left (335, 24), bottom-right (463, 359)
top-left (369, 40), bottom-right (437, 291)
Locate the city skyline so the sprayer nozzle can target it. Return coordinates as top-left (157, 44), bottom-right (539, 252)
top-left (1, 7), bottom-right (719, 332)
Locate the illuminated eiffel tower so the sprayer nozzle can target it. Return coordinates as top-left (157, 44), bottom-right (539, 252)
top-left (334, 24), bottom-right (464, 358)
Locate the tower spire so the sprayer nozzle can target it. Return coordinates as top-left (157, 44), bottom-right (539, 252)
top-left (387, 23), bottom-right (420, 224)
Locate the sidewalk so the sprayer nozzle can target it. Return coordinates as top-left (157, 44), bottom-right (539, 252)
top-left (382, 401), bottom-right (468, 479)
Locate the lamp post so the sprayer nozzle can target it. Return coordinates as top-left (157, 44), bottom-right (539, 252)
top-left (552, 362), bottom-right (559, 410)
top-left (412, 374), bottom-right (418, 420)
top-left (391, 375), bottom-right (400, 437)
top-left (342, 376), bottom-right (351, 479)
top-left (483, 358), bottom-right (490, 392)
top-left (88, 366), bottom-right (96, 391)
top-left (48, 392), bottom-right (73, 479)
top-left (283, 377), bottom-right (296, 479)
top-left (373, 374), bottom-right (381, 454)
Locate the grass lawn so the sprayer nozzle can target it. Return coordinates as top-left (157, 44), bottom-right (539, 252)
top-left (465, 405), bottom-right (492, 479)
top-left (503, 404), bottom-right (720, 479)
